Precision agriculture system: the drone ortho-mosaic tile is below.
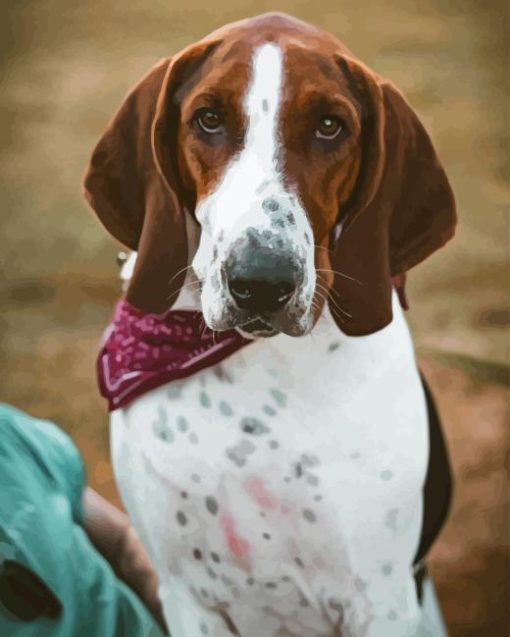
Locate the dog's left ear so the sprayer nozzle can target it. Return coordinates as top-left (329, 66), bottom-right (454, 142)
top-left (329, 56), bottom-right (457, 335)
top-left (83, 41), bottom-right (218, 313)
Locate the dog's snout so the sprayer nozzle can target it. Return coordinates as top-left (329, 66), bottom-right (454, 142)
top-left (225, 235), bottom-right (300, 314)
top-left (229, 278), bottom-right (295, 313)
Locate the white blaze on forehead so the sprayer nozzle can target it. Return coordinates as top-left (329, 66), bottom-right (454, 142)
top-left (244, 43), bottom-right (283, 168)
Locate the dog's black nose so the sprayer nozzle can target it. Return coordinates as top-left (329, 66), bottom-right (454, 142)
top-left (229, 278), bottom-right (295, 313)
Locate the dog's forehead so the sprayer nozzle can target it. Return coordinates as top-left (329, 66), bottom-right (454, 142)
top-left (183, 13), bottom-right (352, 104)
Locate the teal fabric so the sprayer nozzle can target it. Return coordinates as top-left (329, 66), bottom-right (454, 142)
top-left (0, 403), bottom-right (164, 637)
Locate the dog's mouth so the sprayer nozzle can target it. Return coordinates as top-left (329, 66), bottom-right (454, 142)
top-left (236, 317), bottom-right (279, 338)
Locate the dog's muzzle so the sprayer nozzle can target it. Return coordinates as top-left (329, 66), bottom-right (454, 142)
top-left (224, 230), bottom-right (304, 334)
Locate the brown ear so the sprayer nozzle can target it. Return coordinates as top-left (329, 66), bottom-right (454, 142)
top-left (329, 57), bottom-right (457, 335)
top-left (83, 42), bottom-right (218, 313)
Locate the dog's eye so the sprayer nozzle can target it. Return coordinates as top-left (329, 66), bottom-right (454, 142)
top-left (196, 109), bottom-right (223, 134)
top-left (316, 116), bottom-right (344, 140)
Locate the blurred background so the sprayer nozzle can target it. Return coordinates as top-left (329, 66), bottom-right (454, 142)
top-left (0, 0), bottom-right (508, 634)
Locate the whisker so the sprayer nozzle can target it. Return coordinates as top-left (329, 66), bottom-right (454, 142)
top-left (168, 264), bottom-right (194, 289)
top-left (323, 296), bottom-right (352, 319)
top-left (166, 280), bottom-right (201, 303)
top-left (317, 299), bottom-right (345, 324)
top-left (316, 268), bottom-right (362, 285)
top-left (313, 244), bottom-right (333, 254)
top-left (314, 284), bottom-right (352, 319)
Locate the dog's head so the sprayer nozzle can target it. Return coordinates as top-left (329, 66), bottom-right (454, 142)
top-left (84, 13), bottom-right (456, 338)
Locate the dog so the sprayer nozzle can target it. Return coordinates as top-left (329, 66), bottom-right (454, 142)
top-left (84, 13), bottom-right (456, 637)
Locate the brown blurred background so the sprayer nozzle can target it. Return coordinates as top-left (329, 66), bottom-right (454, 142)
top-left (0, 1), bottom-right (508, 635)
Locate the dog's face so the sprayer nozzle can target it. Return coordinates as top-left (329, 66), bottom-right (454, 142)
top-left (177, 42), bottom-right (363, 337)
top-left (84, 13), bottom-right (456, 337)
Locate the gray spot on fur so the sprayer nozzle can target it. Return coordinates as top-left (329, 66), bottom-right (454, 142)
top-left (349, 451), bottom-right (361, 460)
top-left (153, 419), bottom-right (174, 443)
top-left (269, 440), bottom-right (279, 449)
top-left (240, 417), bottom-right (270, 435)
top-left (199, 391), bottom-right (211, 408)
top-left (385, 508), bottom-right (399, 532)
top-left (272, 217), bottom-right (285, 229)
top-left (191, 473), bottom-right (201, 483)
top-left (387, 610), bottom-right (398, 621)
top-left (211, 274), bottom-right (220, 292)
top-left (328, 342), bottom-right (340, 352)
top-left (269, 388), bottom-right (287, 407)
top-left (167, 384), bottom-right (183, 399)
top-left (226, 439), bottom-right (256, 466)
top-left (262, 98), bottom-right (269, 112)
top-left (176, 511), bottom-right (187, 526)
top-left (205, 496), bottom-right (218, 516)
top-left (286, 212), bottom-right (296, 225)
top-left (206, 567), bottom-right (217, 580)
top-left (177, 416), bottom-right (189, 432)
top-left (381, 469), bottom-right (394, 481)
top-left (227, 455), bottom-right (246, 467)
top-left (219, 400), bottom-right (234, 417)
top-left (303, 508), bottom-right (317, 523)
top-left (301, 453), bottom-right (319, 468)
top-left (382, 563), bottom-right (393, 576)
top-left (262, 404), bottom-right (277, 416)
top-left (189, 432), bottom-right (199, 444)
top-left (255, 180), bottom-right (270, 195)
top-left (262, 198), bottom-right (279, 212)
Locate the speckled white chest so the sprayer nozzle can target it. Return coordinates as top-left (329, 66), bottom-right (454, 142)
top-left (110, 292), bottom-right (431, 637)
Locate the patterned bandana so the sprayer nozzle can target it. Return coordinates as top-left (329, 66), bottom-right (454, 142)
top-left (97, 300), bottom-right (252, 411)
top-left (97, 275), bottom-right (408, 411)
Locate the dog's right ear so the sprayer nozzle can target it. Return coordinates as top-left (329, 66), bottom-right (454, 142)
top-left (83, 58), bottom-right (171, 252)
top-left (83, 42), bottom-right (219, 313)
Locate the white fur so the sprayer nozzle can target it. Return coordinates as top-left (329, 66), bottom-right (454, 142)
top-left (192, 44), bottom-right (316, 335)
top-left (109, 44), bottom-right (442, 637)
top-left (111, 283), bottom-right (437, 636)
top-left (119, 251), bottom-right (137, 288)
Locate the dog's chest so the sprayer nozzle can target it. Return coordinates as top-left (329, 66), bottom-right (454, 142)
top-left (111, 304), bottom-right (428, 634)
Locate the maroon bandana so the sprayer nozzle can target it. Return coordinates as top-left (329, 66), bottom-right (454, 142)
top-left (97, 276), bottom-right (409, 411)
top-left (97, 300), bottom-right (252, 411)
